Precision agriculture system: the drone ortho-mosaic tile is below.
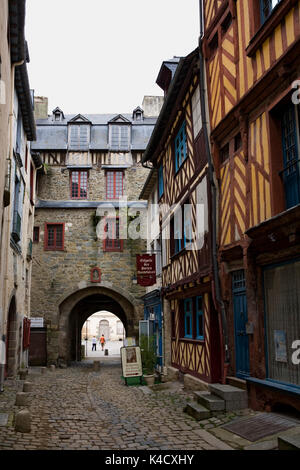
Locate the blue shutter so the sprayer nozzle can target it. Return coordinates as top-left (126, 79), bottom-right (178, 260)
top-left (184, 298), bottom-right (193, 339)
top-left (158, 164), bottom-right (164, 199)
top-left (281, 104), bottom-right (300, 209)
top-left (175, 121), bottom-right (187, 172)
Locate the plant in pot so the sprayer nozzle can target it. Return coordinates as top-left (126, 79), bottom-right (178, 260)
top-left (140, 335), bottom-right (157, 386)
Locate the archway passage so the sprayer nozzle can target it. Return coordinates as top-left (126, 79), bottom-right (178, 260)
top-left (58, 286), bottom-right (140, 364)
top-left (81, 311), bottom-right (125, 359)
top-left (70, 294), bottom-right (128, 362)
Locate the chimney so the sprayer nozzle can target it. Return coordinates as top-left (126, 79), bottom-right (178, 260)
top-left (142, 96), bottom-right (164, 118)
top-left (34, 96), bottom-right (48, 120)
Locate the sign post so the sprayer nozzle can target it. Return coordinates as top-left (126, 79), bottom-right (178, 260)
top-left (121, 346), bottom-right (143, 385)
top-left (136, 254), bottom-right (156, 287)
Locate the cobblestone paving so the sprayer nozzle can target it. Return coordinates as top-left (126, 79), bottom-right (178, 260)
top-left (0, 362), bottom-right (256, 450)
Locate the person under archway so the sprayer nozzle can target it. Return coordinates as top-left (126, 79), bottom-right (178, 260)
top-left (100, 334), bottom-right (106, 351)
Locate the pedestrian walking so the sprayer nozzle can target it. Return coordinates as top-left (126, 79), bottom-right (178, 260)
top-left (92, 336), bottom-right (97, 351)
top-left (100, 334), bottom-right (105, 351)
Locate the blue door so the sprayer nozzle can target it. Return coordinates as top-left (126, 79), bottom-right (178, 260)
top-left (233, 270), bottom-right (250, 379)
top-left (281, 104), bottom-right (300, 209)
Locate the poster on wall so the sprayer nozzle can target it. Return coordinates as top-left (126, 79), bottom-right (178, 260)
top-left (274, 330), bottom-right (287, 362)
top-left (121, 346), bottom-right (142, 379)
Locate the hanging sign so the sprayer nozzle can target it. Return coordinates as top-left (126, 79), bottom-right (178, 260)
top-left (136, 255), bottom-right (156, 287)
top-left (121, 346), bottom-right (142, 378)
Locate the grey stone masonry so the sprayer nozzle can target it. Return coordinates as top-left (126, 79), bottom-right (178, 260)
top-left (194, 391), bottom-right (225, 411)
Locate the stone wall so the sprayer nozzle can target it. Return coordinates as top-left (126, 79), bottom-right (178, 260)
top-left (37, 156), bottom-right (149, 202)
top-left (31, 153), bottom-right (151, 364)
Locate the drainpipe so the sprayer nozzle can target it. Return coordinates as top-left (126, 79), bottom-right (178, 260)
top-left (198, 0), bottom-right (230, 382)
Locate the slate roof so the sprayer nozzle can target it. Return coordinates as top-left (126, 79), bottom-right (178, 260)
top-left (32, 113), bottom-right (157, 151)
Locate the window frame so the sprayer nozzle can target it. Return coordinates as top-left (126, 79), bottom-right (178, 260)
top-left (33, 226), bottom-right (40, 243)
top-left (158, 164), bottom-right (164, 199)
top-left (196, 296), bottom-right (205, 340)
top-left (70, 170), bottom-right (88, 200)
top-left (184, 298), bottom-right (193, 339)
top-left (106, 170), bottom-right (124, 200)
top-left (174, 120), bottom-right (188, 173)
top-left (44, 223), bottom-right (65, 251)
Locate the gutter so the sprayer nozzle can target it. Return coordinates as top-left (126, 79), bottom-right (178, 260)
top-left (198, 1), bottom-right (230, 381)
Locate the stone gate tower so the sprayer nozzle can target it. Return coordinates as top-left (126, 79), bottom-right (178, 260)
top-left (30, 97), bottom-right (163, 365)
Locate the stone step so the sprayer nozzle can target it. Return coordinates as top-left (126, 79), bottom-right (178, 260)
top-left (208, 383), bottom-right (248, 410)
top-left (194, 391), bottom-right (225, 411)
top-left (184, 401), bottom-right (211, 421)
top-left (226, 376), bottom-right (247, 391)
top-left (278, 434), bottom-right (300, 450)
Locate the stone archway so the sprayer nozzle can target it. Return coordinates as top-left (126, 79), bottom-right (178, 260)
top-left (56, 286), bottom-right (142, 364)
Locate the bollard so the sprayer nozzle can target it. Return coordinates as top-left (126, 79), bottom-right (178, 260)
top-left (19, 369), bottom-right (28, 380)
top-left (93, 361), bottom-right (100, 371)
top-left (15, 392), bottom-right (29, 406)
top-left (105, 349), bottom-right (108, 356)
top-left (23, 382), bottom-right (33, 393)
top-left (15, 409), bottom-right (31, 433)
top-left (40, 367), bottom-right (47, 374)
top-left (49, 365), bottom-right (55, 371)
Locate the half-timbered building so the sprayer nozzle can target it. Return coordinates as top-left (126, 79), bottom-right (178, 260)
top-left (142, 50), bottom-right (223, 388)
top-left (203, 0), bottom-right (300, 411)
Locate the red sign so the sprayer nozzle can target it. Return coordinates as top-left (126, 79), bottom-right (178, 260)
top-left (136, 255), bottom-right (156, 286)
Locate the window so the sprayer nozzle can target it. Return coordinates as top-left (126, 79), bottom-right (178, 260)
top-left (174, 120), bottom-right (187, 172)
top-left (33, 227), bottom-right (40, 243)
top-left (103, 218), bottom-right (123, 252)
top-left (158, 164), bottom-right (164, 199)
top-left (192, 86), bottom-right (202, 139)
top-left (156, 238), bottom-right (162, 276)
top-left (44, 223), bottom-right (64, 251)
top-left (30, 163), bottom-right (34, 204)
top-left (106, 171), bottom-right (123, 199)
top-left (70, 170), bottom-right (88, 199)
top-left (260, 0), bottom-right (282, 24)
top-left (234, 132), bottom-right (242, 152)
top-left (196, 296), bottom-right (204, 340)
top-left (109, 125), bottom-right (130, 151)
top-left (280, 104), bottom-right (300, 209)
top-left (184, 299), bottom-right (193, 339)
top-left (171, 202), bottom-right (192, 256)
top-left (220, 143), bottom-right (229, 164)
top-left (171, 311), bottom-right (176, 338)
top-left (11, 174), bottom-right (23, 243)
top-left (69, 124), bottom-right (90, 150)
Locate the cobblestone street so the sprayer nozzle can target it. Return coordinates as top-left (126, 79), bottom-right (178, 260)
top-left (0, 362), bottom-right (238, 451)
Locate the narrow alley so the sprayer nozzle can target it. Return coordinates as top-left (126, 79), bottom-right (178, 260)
top-left (0, 361), bottom-right (234, 450)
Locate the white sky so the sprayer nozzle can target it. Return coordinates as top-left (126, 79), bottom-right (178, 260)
top-left (25, 0), bottom-right (200, 115)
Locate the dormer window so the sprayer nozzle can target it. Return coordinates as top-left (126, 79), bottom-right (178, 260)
top-left (132, 107), bottom-right (144, 122)
top-left (68, 114), bottom-right (91, 151)
top-left (52, 107), bottom-right (64, 122)
top-left (108, 115), bottom-right (131, 151)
